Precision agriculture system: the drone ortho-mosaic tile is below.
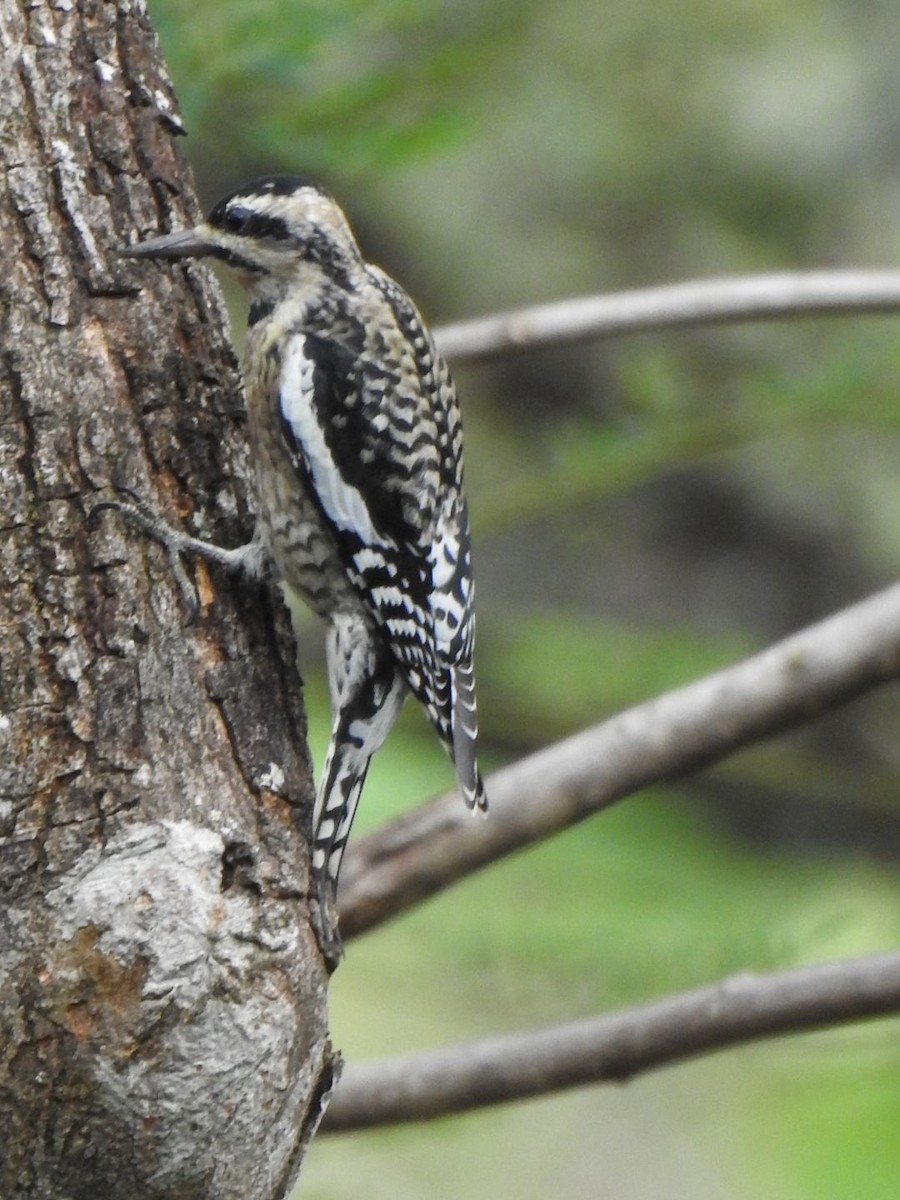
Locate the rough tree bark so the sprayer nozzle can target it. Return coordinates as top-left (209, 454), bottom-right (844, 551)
top-left (0, 3), bottom-right (334, 1197)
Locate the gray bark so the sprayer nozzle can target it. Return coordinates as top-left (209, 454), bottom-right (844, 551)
top-left (434, 269), bottom-right (900, 363)
top-left (0, 2), bottom-right (334, 1197)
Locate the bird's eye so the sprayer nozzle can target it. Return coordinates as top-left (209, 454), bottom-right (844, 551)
top-left (223, 205), bottom-right (253, 234)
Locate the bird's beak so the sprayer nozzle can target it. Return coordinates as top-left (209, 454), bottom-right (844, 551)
top-left (119, 226), bottom-right (214, 260)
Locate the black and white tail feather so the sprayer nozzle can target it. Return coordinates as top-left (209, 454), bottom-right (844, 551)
top-left (114, 174), bottom-right (486, 967)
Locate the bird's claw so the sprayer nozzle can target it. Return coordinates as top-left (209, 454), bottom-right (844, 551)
top-left (310, 880), bottom-right (344, 975)
top-left (91, 494), bottom-right (202, 619)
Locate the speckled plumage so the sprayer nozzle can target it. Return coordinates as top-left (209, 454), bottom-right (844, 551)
top-left (117, 176), bottom-right (486, 949)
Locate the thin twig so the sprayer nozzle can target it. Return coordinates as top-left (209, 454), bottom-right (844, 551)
top-left (434, 270), bottom-right (900, 363)
top-left (322, 951), bottom-right (900, 1131)
top-left (338, 581), bottom-right (900, 938)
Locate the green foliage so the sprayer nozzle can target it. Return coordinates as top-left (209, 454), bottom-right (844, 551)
top-left (149, 0), bottom-right (528, 178)
top-left (300, 665), bottom-right (900, 1198)
top-left (145, 2), bottom-right (900, 1195)
top-left (474, 322), bottom-right (900, 538)
top-left (478, 610), bottom-right (751, 738)
top-left (309, 764), bottom-right (900, 1199)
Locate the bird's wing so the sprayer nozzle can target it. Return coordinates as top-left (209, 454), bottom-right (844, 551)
top-left (277, 303), bottom-right (484, 805)
top-left (277, 327), bottom-right (442, 682)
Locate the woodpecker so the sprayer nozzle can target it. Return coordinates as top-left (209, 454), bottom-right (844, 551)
top-left (110, 176), bottom-right (486, 961)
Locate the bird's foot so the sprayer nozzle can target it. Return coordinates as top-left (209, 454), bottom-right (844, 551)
top-left (91, 492), bottom-right (262, 619)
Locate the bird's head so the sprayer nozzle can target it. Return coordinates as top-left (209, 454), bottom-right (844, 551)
top-left (121, 175), bottom-right (362, 299)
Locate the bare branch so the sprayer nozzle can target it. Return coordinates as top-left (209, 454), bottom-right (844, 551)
top-left (338, 581), bottom-right (900, 937)
top-left (434, 270), bottom-right (900, 363)
top-left (322, 951), bottom-right (900, 1132)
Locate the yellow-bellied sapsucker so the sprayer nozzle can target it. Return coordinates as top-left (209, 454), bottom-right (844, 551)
top-left (109, 176), bottom-right (486, 961)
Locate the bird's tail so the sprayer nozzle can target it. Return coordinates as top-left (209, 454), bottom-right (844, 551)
top-left (312, 666), bottom-right (405, 897)
top-left (451, 661), bottom-right (487, 811)
top-left (312, 745), bottom-right (371, 899)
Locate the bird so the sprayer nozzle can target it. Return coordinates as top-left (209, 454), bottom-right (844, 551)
top-left (109, 175), bottom-right (486, 964)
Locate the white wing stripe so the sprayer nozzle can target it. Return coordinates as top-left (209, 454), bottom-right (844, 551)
top-left (280, 336), bottom-right (379, 543)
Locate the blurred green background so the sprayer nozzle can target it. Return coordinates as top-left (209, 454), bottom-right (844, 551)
top-left (148, 2), bottom-right (900, 1196)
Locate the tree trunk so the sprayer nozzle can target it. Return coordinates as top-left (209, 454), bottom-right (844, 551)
top-left (0, 3), bottom-right (334, 1197)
